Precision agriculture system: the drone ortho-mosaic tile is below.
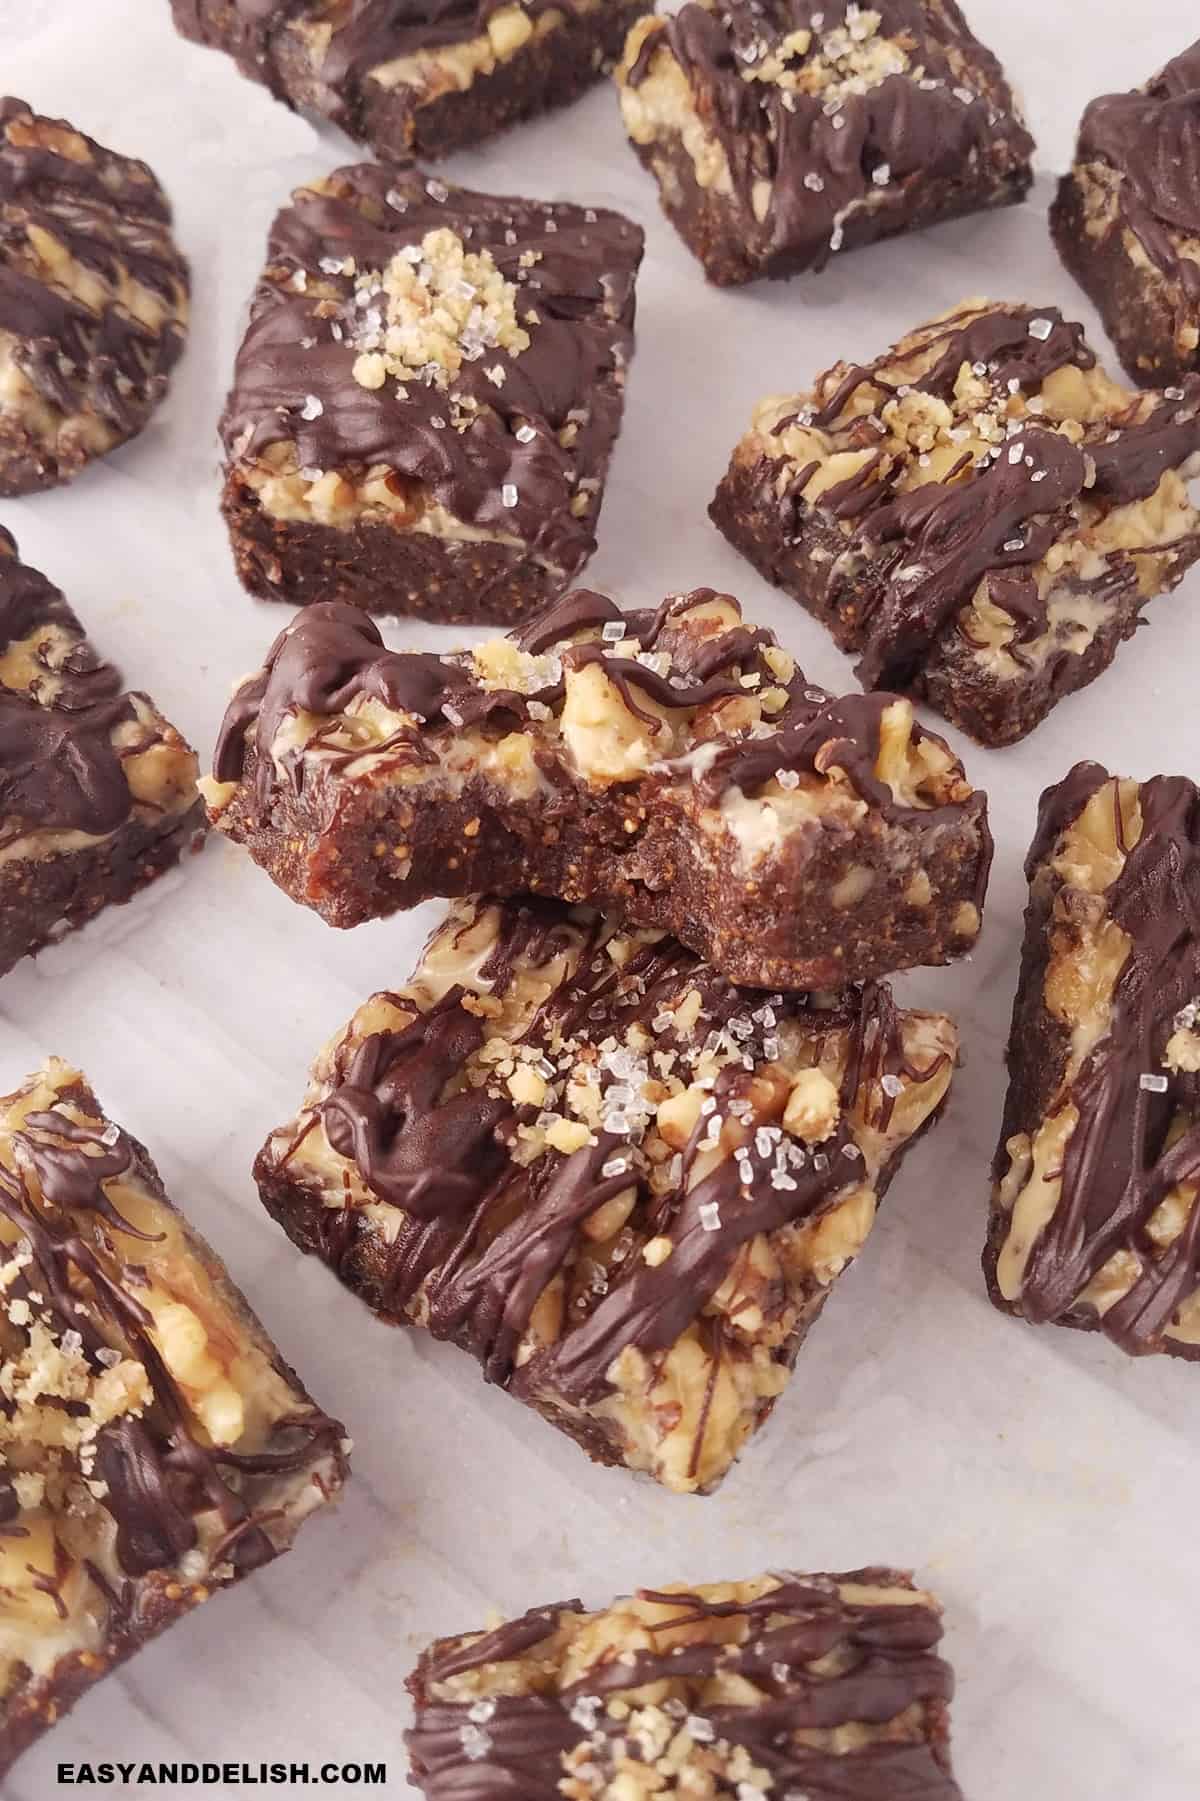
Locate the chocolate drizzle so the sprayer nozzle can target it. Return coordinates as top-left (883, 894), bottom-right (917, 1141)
top-left (0, 532), bottom-right (146, 845)
top-left (220, 162), bottom-right (641, 578)
top-left (1077, 43), bottom-right (1200, 302)
top-left (0, 98), bottom-right (188, 477)
top-left (289, 898), bottom-right (945, 1418)
top-left (1015, 764), bottom-right (1200, 1352)
top-left (0, 1076), bottom-right (346, 1599)
top-left (627, 0), bottom-right (1032, 273)
top-left (785, 304), bottom-right (1200, 686)
top-left (173, 0), bottom-right (593, 119)
top-left (406, 1573), bottom-right (961, 1800)
top-left (213, 589), bottom-right (982, 847)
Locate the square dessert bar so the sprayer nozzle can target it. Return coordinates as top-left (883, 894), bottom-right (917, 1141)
top-left (219, 163), bottom-right (642, 625)
top-left (171, 1), bottom-right (648, 163)
top-left (615, 0), bottom-right (1033, 287)
top-left (1052, 43), bottom-right (1200, 388)
top-left (986, 763), bottom-right (1200, 1359)
top-left (0, 1059), bottom-right (347, 1775)
top-left (406, 1568), bottom-right (962, 1797)
top-left (0, 530), bottom-right (205, 977)
top-left (204, 588), bottom-right (992, 989)
top-left (255, 894), bottom-right (957, 1492)
top-left (711, 299), bottom-right (1200, 746)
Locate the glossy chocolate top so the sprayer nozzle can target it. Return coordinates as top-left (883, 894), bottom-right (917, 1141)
top-left (0, 531), bottom-right (149, 845)
top-left (407, 1572), bottom-right (960, 1799)
top-left (0, 1072), bottom-right (345, 1591)
top-left (173, 0), bottom-right (593, 107)
top-left (292, 896), bottom-right (951, 1416)
top-left (1077, 42), bottom-right (1200, 300)
top-left (0, 97), bottom-right (188, 432)
top-left (1017, 762), bottom-right (1200, 1352)
top-left (782, 302), bottom-right (1200, 689)
top-left (212, 589), bottom-right (984, 856)
top-left (627, 0), bottom-right (1032, 270)
top-left (221, 163), bottom-right (641, 571)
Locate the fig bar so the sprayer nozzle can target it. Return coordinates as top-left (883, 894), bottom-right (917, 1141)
top-left (614, 1), bottom-right (1033, 287)
top-left (218, 162), bottom-right (642, 625)
top-left (1052, 43), bottom-right (1200, 388)
top-left (0, 1059), bottom-right (347, 1775)
top-left (711, 299), bottom-right (1200, 746)
top-left (0, 96), bottom-right (189, 496)
top-left (987, 763), bottom-right (1200, 1358)
top-left (255, 894), bottom-right (956, 1493)
top-left (406, 1568), bottom-right (962, 1797)
top-left (171, 1), bottom-right (648, 163)
top-left (0, 530), bottom-right (205, 978)
top-left (203, 588), bottom-right (991, 990)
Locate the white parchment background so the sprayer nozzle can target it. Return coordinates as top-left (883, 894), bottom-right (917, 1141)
top-left (2, 2), bottom-right (1199, 1795)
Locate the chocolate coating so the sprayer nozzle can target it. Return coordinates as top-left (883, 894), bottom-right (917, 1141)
top-left (256, 892), bottom-right (957, 1489)
top-left (0, 1064), bottom-right (347, 1777)
top-left (989, 763), bottom-right (1200, 1355)
top-left (0, 529), bottom-right (205, 976)
top-left (1075, 43), bottom-right (1200, 303)
top-left (621, 0), bottom-right (1033, 284)
top-left (170, 0), bottom-right (640, 160)
top-left (0, 97), bottom-right (188, 494)
top-left (712, 298), bottom-right (1200, 742)
top-left (220, 163), bottom-right (641, 617)
top-left (407, 1572), bottom-right (961, 1799)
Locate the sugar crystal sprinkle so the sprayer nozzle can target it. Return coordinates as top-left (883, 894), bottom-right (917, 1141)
top-left (688, 1716), bottom-right (715, 1744)
top-left (467, 1700), bottom-right (497, 1724)
top-left (1028, 317), bottom-right (1054, 341)
top-left (459, 1724), bottom-right (491, 1761)
top-left (880, 1073), bottom-right (904, 1097)
top-left (300, 394), bottom-right (323, 420)
top-left (1140, 1072), bottom-right (1169, 1093)
top-left (501, 483), bottom-right (519, 509)
top-left (698, 1202), bottom-right (722, 1233)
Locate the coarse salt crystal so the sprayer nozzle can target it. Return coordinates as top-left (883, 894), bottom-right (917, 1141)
top-left (698, 1202), bottom-right (722, 1233)
top-left (442, 704), bottom-right (464, 727)
top-left (515, 423), bottom-right (537, 444)
top-left (776, 768), bottom-right (801, 789)
top-left (602, 620), bottom-right (626, 641)
top-left (459, 1724), bottom-right (490, 1761)
top-left (688, 1715), bottom-right (715, 1743)
top-left (880, 1073), bottom-right (904, 1097)
top-left (468, 1700), bottom-right (496, 1724)
top-left (1140, 1072), bottom-right (1169, 1093)
top-left (872, 162), bottom-right (891, 185)
top-left (1028, 317), bottom-right (1054, 341)
top-left (426, 178), bottom-right (449, 202)
top-left (300, 394), bottom-right (323, 420)
top-left (804, 171), bottom-right (825, 192)
top-left (501, 483), bottom-right (519, 509)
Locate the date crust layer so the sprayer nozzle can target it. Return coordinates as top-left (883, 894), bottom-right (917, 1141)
top-left (0, 1061), bottom-right (347, 1776)
top-left (710, 298), bottom-right (1200, 747)
top-left (203, 588), bottom-right (991, 991)
top-left (406, 1569), bottom-right (962, 1798)
top-left (615, 1), bottom-right (1033, 287)
top-left (986, 762), bottom-right (1200, 1359)
top-left (1051, 42), bottom-right (1200, 388)
top-left (255, 894), bottom-right (956, 1493)
top-left (0, 529), bottom-right (206, 977)
top-left (219, 162), bottom-right (642, 625)
top-left (172, 1), bottom-right (648, 162)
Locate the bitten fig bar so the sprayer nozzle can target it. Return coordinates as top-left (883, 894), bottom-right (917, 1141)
top-left (614, 0), bottom-right (1033, 287)
top-left (255, 894), bottom-right (956, 1493)
top-left (203, 589), bottom-right (991, 990)
top-left (0, 1060), bottom-right (347, 1776)
top-left (406, 1568), bottom-right (963, 1797)
top-left (711, 299), bottom-right (1200, 746)
top-left (1052, 42), bottom-right (1200, 389)
top-left (171, 1), bottom-right (648, 163)
top-left (986, 763), bottom-right (1200, 1357)
top-left (0, 97), bottom-right (189, 496)
top-left (217, 163), bottom-right (642, 624)
top-left (0, 530), bottom-right (205, 978)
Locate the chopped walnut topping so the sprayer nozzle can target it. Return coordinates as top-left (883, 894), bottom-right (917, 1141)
top-left (351, 228), bottom-right (530, 393)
